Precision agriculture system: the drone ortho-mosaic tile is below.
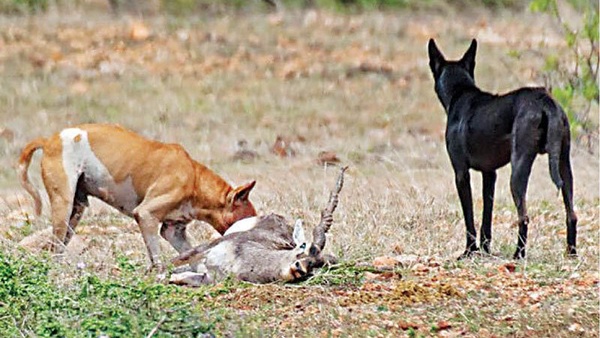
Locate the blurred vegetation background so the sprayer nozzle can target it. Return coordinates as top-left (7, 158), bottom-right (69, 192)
top-left (0, 0), bottom-right (578, 15)
top-left (1, 0), bottom-right (595, 141)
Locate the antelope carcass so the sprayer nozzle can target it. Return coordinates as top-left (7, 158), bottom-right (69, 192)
top-left (171, 166), bottom-right (347, 284)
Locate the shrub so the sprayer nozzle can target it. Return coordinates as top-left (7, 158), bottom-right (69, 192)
top-left (0, 0), bottom-right (48, 14)
top-left (530, 0), bottom-right (599, 140)
top-left (0, 251), bottom-right (217, 337)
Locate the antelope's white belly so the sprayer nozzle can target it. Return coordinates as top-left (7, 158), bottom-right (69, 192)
top-left (223, 216), bottom-right (259, 236)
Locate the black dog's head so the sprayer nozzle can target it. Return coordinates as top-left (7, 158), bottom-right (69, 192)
top-left (428, 39), bottom-right (478, 110)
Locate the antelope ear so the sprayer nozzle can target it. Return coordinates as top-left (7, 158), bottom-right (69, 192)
top-left (428, 38), bottom-right (446, 77)
top-left (293, 219), bottom-right (306, 246)
top-left (230, 180), bottom-right (256, 205)
top-left (459, 39), bottom-right (477, 79)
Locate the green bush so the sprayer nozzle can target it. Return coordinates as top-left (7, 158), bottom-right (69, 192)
top-left (0, 251), bottom-right (217, 337)
top-left (159, 0), bottom-right (247, 15)
top-left (0, 0), bottom-right (48, 14)
top-left (530, 0), bottom-right (599, 138)
top-left (311, 0), bottom-right (526, 10)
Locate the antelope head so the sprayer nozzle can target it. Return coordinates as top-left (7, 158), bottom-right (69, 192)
top-left (286, 219), bottom-right (323, 280)
top-left (285, 166), bottom-right (347, 281)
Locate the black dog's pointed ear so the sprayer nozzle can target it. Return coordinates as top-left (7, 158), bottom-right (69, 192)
top-left (459, 39), bottom-right (477, 78)
top-left (428, 39), bottom-right (446, 76)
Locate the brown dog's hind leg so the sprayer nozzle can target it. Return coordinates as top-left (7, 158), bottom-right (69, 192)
top-left (64, 199), bottom-right (87, 247)
top-left (42, 159), bottom-right (76, 253)
top-left (49, 196), bottom-right (73, 253)
top-left (63, 177), bottom-right (89, 247)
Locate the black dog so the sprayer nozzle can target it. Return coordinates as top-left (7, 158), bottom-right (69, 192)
top-left (427, 38), bottom-right (577, 259)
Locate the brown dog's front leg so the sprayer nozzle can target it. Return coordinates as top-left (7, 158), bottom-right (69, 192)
top-left (133, 194), bottom-right (182, 273)
top-left (134, 209), bottom-right (163, 272)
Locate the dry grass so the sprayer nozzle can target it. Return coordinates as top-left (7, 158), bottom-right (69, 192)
top-left (0, 6), bottom-right (598, 337)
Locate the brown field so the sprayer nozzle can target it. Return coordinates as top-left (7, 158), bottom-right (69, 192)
top-left (0, 5), bottom-right (598, 337)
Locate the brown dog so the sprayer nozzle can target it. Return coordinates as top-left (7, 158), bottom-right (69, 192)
top-left (18, 123), bottom-right (257, 271)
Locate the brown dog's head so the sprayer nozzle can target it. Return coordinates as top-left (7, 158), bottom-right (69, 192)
top-left (209, 180), bottom-right (257, 234)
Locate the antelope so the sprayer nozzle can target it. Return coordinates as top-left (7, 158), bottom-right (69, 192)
top-left (172, 166), bottom-right (347, 284)
top-left (18, 123), bottom-right (257, 272)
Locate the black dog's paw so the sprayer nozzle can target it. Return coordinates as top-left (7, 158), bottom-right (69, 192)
top-left (512, 248), bottom-right (526, 260)
top-left (566, 246), bottom-right (577, 258)
top-left (481, 242), bottom-right (491, 255)
top-left (457, 247), bottom-right (480, 260)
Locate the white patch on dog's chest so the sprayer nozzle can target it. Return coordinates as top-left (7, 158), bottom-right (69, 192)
top-left (60, 128), bottom-right (139, 214)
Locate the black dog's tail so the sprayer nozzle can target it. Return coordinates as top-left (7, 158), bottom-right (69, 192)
top-left (542, 95), bottom-right (566, 190)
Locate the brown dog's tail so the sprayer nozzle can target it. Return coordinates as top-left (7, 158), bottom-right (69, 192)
top-left (543, 95), bottom-right (566, 190)
top-left (18, 137), bottom-right (46, 216)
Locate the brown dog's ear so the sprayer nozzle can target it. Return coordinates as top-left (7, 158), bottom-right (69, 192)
top-left (230, 180), bottom-right (256, 204)
top-left (428, 38), bottom-right (446, 77)
top-left (459, 39), bottom-right (477, 79)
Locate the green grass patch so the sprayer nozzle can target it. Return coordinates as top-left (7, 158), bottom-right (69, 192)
top-left (0, 251), bottom-right (222, 337)
top-left (304, 260), bottom-right (385, 286)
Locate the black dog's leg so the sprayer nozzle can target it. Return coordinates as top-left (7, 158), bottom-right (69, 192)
top-left (560, 147), bottom-right (577, 256)
top-left (455, 170), bottom-right (478, 259)
top-left (480, 171), bottom-right (496, 254)
top-left (510, 152), bottom-right (536, 259)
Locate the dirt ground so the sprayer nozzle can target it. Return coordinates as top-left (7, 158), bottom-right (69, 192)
top-left (0, 5), bottom-right (598, 337)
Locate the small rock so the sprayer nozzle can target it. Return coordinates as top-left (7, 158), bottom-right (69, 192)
top-left (411, 263), bottom-right (429, 273)
top-left (365, 271), bottom-right (400, 281)
top-left (364, 271), bottom-right (379, 281)
top-left (436, 320), bottom-right (452, 330)
top-left (392, 244), bottom-right (403, 254)
top-left (129, 21), bottom-right (151, 41)
top-left (271, 135), bottom-right (296, 157)
top-left (499, 262), bottom-right (516, 273)
top-left (231, 140), bottom-right (259, 162)
top-left (316, 151), bottom-right (340, 166)
top-left (0, 127), bottom-right (15, 141)
top-left (568, 323), bottom-right (584, 333)
top-left (398, 320), bottom-right (419, 330)
top-left (372, 256), bottom-right (400, 270)
top-left (395, 254), bottom-right (419, 266)
top-left (70, 81), bottom-right (89, 95)
top-left (18, 227), bottom-right (89, 255)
